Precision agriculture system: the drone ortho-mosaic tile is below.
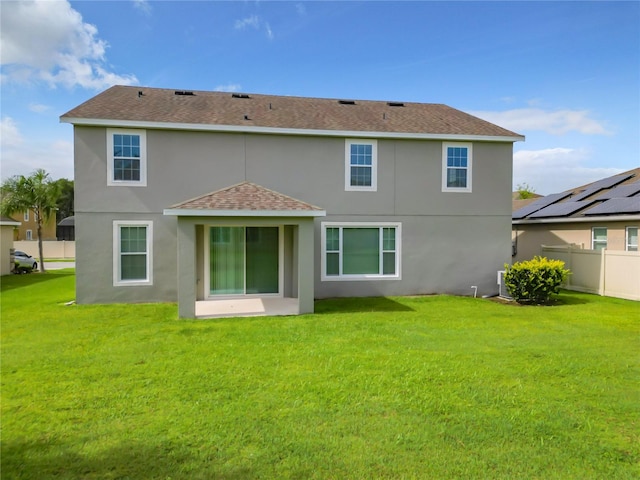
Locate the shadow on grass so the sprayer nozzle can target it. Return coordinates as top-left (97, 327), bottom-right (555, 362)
top-left (314, 296), bottom-right (415, 314)
top-left (1, 439), bottom-right (253, 479)
top-left (0, 270), bottom-right (74, 293)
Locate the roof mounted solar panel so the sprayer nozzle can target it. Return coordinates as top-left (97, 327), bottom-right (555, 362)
top-left (512, 192), bottom-right (572, 219)
top-left (594, 183), bottom-right (640, 200)
top-left (584, 197), bottom-right (640, 216)
top-left (528, 200), bottom-right (597, 218)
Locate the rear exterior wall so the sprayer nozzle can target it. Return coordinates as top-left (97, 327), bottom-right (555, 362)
top-left (74, 126), bottom-right (514, 303)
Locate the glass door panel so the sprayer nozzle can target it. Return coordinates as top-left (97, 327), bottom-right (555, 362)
top-left (210, 226), bottom-right (245, 295)
top-left (246, 227), bottom-right (279, 294)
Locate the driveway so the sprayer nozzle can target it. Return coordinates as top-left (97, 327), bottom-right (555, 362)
top-left (44, 261), bottom-right (75, 270)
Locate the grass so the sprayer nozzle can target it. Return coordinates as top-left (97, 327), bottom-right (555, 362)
top-left (1, 271), bottom-right (638, 479)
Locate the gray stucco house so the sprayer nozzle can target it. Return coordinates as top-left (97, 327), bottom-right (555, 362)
top-left (61, 86), bottom-right (524, 318)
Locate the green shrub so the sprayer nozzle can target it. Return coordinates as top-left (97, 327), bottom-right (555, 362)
top-left (504, 256), bottom-right (570, 304)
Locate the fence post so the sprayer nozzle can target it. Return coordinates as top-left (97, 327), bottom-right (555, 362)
top-left (598, 249), bottom-right (606, 296)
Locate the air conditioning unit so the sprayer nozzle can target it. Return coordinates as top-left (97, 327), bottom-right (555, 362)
top-left (497, 270), bottom-right (512, 299)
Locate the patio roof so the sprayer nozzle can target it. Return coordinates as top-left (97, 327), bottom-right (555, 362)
top-left (164, 181), bottom-right (326, 217)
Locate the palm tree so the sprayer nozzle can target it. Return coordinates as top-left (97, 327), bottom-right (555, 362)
top-left (1, 169), bottom-right (60, 273)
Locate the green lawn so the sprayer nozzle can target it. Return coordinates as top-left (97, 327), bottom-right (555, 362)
top-left (1, 271), bottom-right (638, 479)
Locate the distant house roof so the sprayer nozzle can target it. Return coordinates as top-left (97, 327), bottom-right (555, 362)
top-left (0, 216), bottom-right (20, 226)
top-left (57, 216), bottom-right (75, 227)
top-left (164, 182), bottom-right (326, 217)
top-left (513, 168), bottom-right (640, 223)
top-left (60, 85), bottom-right (524, 142)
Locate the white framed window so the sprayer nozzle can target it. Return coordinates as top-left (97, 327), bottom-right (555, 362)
top-left (626, 227), bottom-right (638, 252)
top-left (321, 222), bottom-right (401, 281)
top-left (113, 220), bottom-right (153, 286)
top-left (591, 227), bottom-right (607, 251)
top-left (26, 230), bottom-right (32, 240)
top-left (442, 142), bottom-right (472, 192)
top-left (107, 129), bottom-right (147, 186)
top-left (24, 211), bottom-right (29, 221)
top-left (345, 139), bottom-right (377, 191)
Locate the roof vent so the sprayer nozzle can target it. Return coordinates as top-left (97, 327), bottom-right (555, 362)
top-left (387, 102), bottom-right (405, 107)
top-left (232, 93), bottom-right (251, 99)
top-left (174, 91), bottom-right (195, 96)
top-left (338, 100), bottom-right (356, 105)
top-left (137, 91), bottom-right (144, 98)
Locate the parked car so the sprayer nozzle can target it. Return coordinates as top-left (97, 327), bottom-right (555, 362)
top-left (14, 250), bottom-right (38, 272)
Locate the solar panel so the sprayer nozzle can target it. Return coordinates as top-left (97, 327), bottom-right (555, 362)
top-left (570, 187), bottom-right (603, 202)
top-left (587, 173), bottom-right (634, 191)
top-left (584, 197), bottom-right (640, 216)
top-left (512, 192), bottom-right (572, 219)
top-left (594, 183), bottom-right (640, 200)
top-left (528, 200), bottom-right (596, 218)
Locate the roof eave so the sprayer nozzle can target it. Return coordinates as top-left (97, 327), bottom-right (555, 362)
top-left (513, 214), bottom-right (640, 225)
top-left (60, 117), bottom-right (525, 143)
top-left (163, 208), bottom-right (326, 217)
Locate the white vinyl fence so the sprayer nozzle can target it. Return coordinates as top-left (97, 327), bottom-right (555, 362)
top-left (542, 245), bottom-right (640, 301)
top-left (14, 241), bottom-right (76, 259)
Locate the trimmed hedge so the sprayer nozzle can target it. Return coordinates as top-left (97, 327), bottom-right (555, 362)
top-left (504, 256), bottom-right (570, 304)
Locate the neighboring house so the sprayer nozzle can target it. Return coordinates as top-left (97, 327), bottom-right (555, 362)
top-left (14, 209), bottom-right (57, 241)
top-left (57, 216), bottom-right (75, 240)
top-left (61, 85), bottom-right (524, 318)
top-left (1, 216), bottom-right (21, 275)
top-left (512, 168), bottom-right (640, 262)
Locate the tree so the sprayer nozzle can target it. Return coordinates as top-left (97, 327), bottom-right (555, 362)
top-left (515, 183), bottom-right (537, 200)
top-left (53, 178), bottom-right (74, 223)
top-left (1, 169), bottom-right (60, 273)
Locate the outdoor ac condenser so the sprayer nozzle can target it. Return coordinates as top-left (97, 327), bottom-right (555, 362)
top-left (497, 270), bottom-right (512, 299)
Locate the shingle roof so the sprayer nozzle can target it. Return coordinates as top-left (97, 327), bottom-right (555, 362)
top-left (513, 168), bottom-right (640, 221)
top-left (167, 182), bottom-right (324, 215)
top-left (61, 85), bottom-right (523, 140)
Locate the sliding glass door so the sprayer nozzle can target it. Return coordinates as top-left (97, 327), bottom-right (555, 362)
top-left (209, 226), bottom-right (279, 296)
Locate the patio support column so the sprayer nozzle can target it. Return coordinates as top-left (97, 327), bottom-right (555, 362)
top-left (177, 218), bottom-right (196, 318)
top-left (297, 219), bottom-right (315, 314)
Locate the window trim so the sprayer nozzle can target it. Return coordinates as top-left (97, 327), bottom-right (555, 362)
top-left (591, 227), bottom-right (607, 251)
top-left (442, 142), bottom-right (473, 193)
top-left (345, 139), bottom-right (378, 192)
top-left (23, 211), bottom-right (29, 221)
top-left (321, 222), bottom-right (401, 281)
top-left (626, 226), bottom-right (638, 252)
top-left (107, 128), bottom-right (147, 187)
top-left (26, 230), bottom-right (32, 240)
top-left (113, 220), bottom-right (153, 286)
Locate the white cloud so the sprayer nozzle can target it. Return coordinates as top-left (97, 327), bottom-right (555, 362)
top-left (234, 14), bottom-right (274, 40)
top-left (214, 83), bottom-right (243, 92)
top-left (1, 117), bottom-right (24, 148)
top-left (28, 103), bottom-right (51, 113)
top-left (513, 147), bottom-right (623, 195)
top-left (471, 108), bottom-right (611, 135)
top-left (235, 15), bottom-right (261, 30)
top-left (0, 117), bottom-right (73, 180)
top-left (0, 0), bottom-right (137, 90)
top-left (132, 0), bottom-right (152, 16)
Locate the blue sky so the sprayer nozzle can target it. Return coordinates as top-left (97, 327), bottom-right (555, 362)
top-left (1, 0), bottom-right (638, 194)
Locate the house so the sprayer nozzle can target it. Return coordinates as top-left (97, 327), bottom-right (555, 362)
top-left (14, 208), bottom-right (57, 241)
top-left (512, 168), bottom-right (640, 262)
top-left (61, 86), bottom-right (524, 318)
top-left (1, 216), bottom-right (21, 275)
top-left (57, 216), bottom-right (75, 241)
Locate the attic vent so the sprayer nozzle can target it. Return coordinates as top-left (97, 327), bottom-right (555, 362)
top-left (387, 102), bottom-right (405, 107)
top-left (174, 91), bottom-right (195, 96)
top-left (338, 100), bottom-right (356, 105)
top-left (232, 93), bottom-right (251, 99)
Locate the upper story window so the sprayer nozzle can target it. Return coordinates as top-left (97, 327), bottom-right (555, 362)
top-left (626, 227), bottom-right (638, 252)
top-left (442, 142), bottom-right (472, 192)
top-left (592, 227), bottom-right (607, 251)
top-left (26, 230), bottom-right (32, 240)
top-left (23, 211), bottom-right (29, 221)
top-left (107, 129), bottom-right (147, 187)
top-left (345, 139), bottom-right (377, 191)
